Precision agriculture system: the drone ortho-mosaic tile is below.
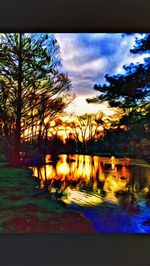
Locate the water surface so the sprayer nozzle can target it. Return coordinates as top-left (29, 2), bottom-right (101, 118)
top-left (32, 154), bottom-right (150, 233)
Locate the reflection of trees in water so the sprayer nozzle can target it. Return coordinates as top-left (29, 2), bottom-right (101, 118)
top-left (33, 155), bottom-right (150, 204)
top-left (128, 166), bottom-right (147, 195)
top-left (117, 165), bottom-right (150, 211)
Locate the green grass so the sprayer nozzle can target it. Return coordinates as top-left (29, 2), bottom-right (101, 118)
top-left (0, 166), bottom-right (67, 232)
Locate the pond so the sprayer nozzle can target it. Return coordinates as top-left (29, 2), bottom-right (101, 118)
top-left (32, 154), bottom-right (150, 233)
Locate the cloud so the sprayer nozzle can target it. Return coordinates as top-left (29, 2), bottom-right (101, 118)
top-left (65, 95), bottom-right (116, 116)
top-left (55, 33), bottom-right (149, 111)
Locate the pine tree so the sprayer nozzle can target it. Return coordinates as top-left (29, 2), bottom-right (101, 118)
top-left (86, 34), bottom-right (150, 133)
top-left (87, 34), bottom-right (150, 109)
top-left (0, 33), bottom-right (72, 166)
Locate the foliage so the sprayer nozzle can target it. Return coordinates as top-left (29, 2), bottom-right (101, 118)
top-left (87, 34), bottom-right (150, 108)
top-left (0, 33), bottom-right (73, 165)
top-left (87, 34), bottom-right (150, 134)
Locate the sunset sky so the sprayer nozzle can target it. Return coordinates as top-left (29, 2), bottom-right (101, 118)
top-left (55, 33), bottom-right (148, 115)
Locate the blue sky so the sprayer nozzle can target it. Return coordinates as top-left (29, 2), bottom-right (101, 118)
top-left (55, 33), bottom-right (148, 115)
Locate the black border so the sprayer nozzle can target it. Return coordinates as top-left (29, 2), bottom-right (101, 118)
top-left (0, 0), bottom-right (150, 265)
top-left (0, 0), bottom-right (150, 32)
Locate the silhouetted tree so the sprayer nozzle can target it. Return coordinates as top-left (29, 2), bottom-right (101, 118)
top-left (87, 34), bottom-right (150, 133)
top-left (0, 33), bottom-right (72, 166)
top-left (87, 34), bottom-right (150, 107)
top-left (87, 61), bottom-right (150, 109)
top-left (130, 33), bottom-right (150, 54)
top-left (64, 112), bottom-right (105, 153)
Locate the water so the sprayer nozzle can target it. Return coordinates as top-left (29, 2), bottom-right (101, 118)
top-left (32, 154), bottom-right (150, 233)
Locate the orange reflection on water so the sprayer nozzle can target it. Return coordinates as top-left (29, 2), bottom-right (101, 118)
top-left (32, 155), bottom-right (150, 206)
top-left (111, 156), bottom-right (116, 170)
top-left (103, 173), bottom-right (128, 203)
top-left (56, 155), bottom-right (70, 177)
top-left (32, 154), bottom-right (131, 194)
top-left (121, 165), bottom-right (131, 180)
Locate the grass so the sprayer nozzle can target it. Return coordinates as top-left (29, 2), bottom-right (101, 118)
top-left (0, 166), bottom-right (94, 233)
top-left (0, 167), bottom-right (65, 211)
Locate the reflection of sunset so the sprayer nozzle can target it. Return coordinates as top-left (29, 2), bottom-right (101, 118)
top-left (32, 154), bottom-right (150, 208)
top-left (33, 155), bottom-right (133, 184)
top-left (104, 174), bottom-right (128, 203)
top-left (62, 189), bottom-right (103, 206)
top-left (56, 155), bottom-right (70, 176)
top-left (32, 154), bottom-right (134, 205)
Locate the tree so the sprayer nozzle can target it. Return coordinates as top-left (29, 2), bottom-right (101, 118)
top-left (87, 34), bottom-right (150, 131)
top-left (87, 61), bottom-right (150, 109)
top-left (63, 112), bottom-right (105, 152)
top-left (130, 33), bottom-right (150, 54)
top-left (0, 33), bottom-right (72, 166)
top-left (87, 34), bottom-right (150, 107)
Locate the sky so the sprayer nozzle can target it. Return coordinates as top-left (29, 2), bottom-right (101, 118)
top-left (55, 33), bottom-right (148, 115)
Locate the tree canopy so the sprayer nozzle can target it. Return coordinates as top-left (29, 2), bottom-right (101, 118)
top-left (87, 34), bottom-right (150, 109)
top-left (0, 33), bottom-right (73, 165)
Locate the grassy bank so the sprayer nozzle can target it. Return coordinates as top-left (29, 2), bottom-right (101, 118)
top-left (0, 167), bottom-right (94, 233)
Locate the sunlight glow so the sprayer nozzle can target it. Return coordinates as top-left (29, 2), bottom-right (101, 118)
top-left (32, 154), bottom-right (132, 206)
top-left (66, 96), bottom-right (117, 116)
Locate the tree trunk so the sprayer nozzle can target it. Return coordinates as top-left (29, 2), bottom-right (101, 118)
top-left (45, 128), bottom-right (48, 152)
top-left (12, 33), bottom-right (22, 166)
top-left (38, 121), bottom-right (43, 152)
top-left (31, 111), bottom-right (34, 145)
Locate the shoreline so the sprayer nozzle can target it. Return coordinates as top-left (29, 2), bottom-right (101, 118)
top-left (0, 167), bottom-right (95, 233)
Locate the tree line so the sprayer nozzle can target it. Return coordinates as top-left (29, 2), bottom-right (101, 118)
top-left (86, 33), bottom-right (150, 153)
top-left (0, 33), bottom-right (73, 166)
